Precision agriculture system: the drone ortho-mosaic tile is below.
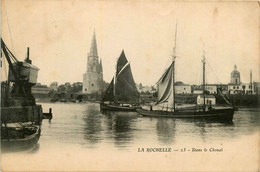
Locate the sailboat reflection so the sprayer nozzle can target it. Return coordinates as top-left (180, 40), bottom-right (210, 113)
top-left (83, 109), bottom-right (103, 145)
top-left (193, 120), bottom-right (235, 142)
top-left (156, 118), bottom-right (176, 145)
top-left (103, 112), bottom-right (138, 147)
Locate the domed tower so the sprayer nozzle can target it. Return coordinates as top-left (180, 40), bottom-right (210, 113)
top-left (82, 31), bottom-right (103, 95)
top-left (230, 65), bottom-right (241, 84)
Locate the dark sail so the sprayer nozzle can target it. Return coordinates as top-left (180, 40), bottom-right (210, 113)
top-left (115, 50), bottom-right (139, 103)
top-left (102, 50), bottom-right (139, 103)
top-left (116, 50), bottom-right (128, 76)
top-left (115, 63), bottom-right (139, 103)
top-left (102, 78), bottom-right (114, 101)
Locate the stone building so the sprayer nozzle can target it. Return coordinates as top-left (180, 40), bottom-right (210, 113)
top-left (228, 65), bottom-right (256, 94)
top-left (82, 31), bottom-right (103, 95)
top-left (205, 84), bottom-right (217, 94)
top-left (197, 95), bottom-right (216, 105)
top-left (175, 82), bottom-right (192, 94)
top-left (32, 83), bottom-right (50, 98)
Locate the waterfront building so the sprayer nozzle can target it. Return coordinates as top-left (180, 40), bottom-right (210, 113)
top-left (241, 83), bottom-right (255, 94)
top-left (193, 84), bottom-right (228, 94)
top-left (175, 82), bottom-right (192, 94)
top-left (227, 65), bottom-right (256, 94)
top-left (254, 82), bottom-right (260, 95)
top-left (197, 94), bottom-right (216, 105)
top-left (32, 83), bottom-right (50, 98)
top-left (82, 31), bottom-right (103, 95)
top-left (228, 84), bottom-right (241, 94)
top-left (228, 83), bottom-right (256, 95)
top-left (217, 84), bottom-right (229, 94)
top-left (137, 83), bottom-right (157, 94)
top-left (192, 85), bottom-right (203, 94)
top-left (205, 84), bottom-right (217, 94)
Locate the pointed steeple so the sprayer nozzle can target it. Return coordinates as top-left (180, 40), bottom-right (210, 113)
top-left (234, 64), bottom-right (237, 71)
top-left (89, 29), bottom-right (98, 57)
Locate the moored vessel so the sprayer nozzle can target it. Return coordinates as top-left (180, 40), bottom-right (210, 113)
top-left (100, 50), bottom-right (140, 112)
top-left (136, 24), bottom-right (235, 122)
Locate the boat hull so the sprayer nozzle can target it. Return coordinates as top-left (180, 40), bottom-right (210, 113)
top-left (100, 103), bottom-right (138, 112)
top-left (1, 105), bottom-right (43, 152)
top-left (136, 107), bottom-right (234, 122)
top-left (1, 126), bottom-right (41, 152)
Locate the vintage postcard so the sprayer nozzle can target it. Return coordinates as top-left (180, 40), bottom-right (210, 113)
top-left (1, 0), bottom-right (259, 171)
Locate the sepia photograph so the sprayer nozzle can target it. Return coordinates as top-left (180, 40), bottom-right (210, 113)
top-left (1, 0), bottom-right (259, 171)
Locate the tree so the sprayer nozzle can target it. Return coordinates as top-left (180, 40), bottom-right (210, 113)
top-left (72, 82), bottom-right (83, 92)
top-left (57, 84), bottom-right (66, 92)
top-left (64, 82), bottom-right (72, 93)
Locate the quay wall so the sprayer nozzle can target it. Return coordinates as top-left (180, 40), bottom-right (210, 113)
top-left (33, 90), bottom-right (260, 107)
top-left (142, 93), bottom-right (260, 107)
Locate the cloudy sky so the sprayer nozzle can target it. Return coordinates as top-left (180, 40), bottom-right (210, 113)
top-left (1, 0), bottom-right (259, 86)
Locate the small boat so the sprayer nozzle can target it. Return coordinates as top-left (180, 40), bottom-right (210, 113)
top-left (1, 39), bottom-right (44, 152)
top-left (100, 103), bottom-right (138, 112)
top-left (100, 50), bottom-right (140, 112)
top-left (60, 98), bottom-right (67, 102)
top-left (1, 124), bottom-right (41, 152)
top-left (136, 24), bottom-right (235, 122)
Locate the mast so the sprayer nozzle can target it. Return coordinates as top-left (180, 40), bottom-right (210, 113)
top-left (202, 51), bottom-right (206, 110)
top-left (172, 22), bottom-right (177, 111)
top-left (113, 62), bottom-right (117, 104)
top-left (250, 70), bottom-right (252, 95)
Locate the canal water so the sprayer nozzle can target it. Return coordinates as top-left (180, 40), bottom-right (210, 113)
top-left (1, 102), bottom-right (260, 171)
top-left (39, 103), bottom-right (260, 148)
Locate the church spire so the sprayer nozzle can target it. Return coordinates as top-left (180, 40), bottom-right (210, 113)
top-left (89, 29), bottom-right (98, 57)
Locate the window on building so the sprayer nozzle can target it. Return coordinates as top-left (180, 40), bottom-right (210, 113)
top-left (233, 86), bottom-right (235, 89)
top-left (85, 89), bottom-right (87, 91)
top-left (92, 84), bottom-right (94, 87)
top-left (237, 86), bottom-right (239, 89)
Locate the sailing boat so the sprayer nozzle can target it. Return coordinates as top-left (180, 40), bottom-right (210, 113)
top-left (136, 26), bottom-right (235, 122)
top-left (100, 50), bottom-right (140, 112)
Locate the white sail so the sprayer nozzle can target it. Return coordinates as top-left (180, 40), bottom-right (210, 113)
top-left (155, 22), bottom-right (177, 109)
top-left (156, 61), bottom-right (174, 106)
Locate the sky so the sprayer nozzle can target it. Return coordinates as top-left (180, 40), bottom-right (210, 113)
top-left (1, 0), bottom-right (259, 86)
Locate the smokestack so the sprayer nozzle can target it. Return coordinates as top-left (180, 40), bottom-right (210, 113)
top-left (25, 47), bottom-right (32, 64)
top-left (27, 47), bottom-right (29, 59)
